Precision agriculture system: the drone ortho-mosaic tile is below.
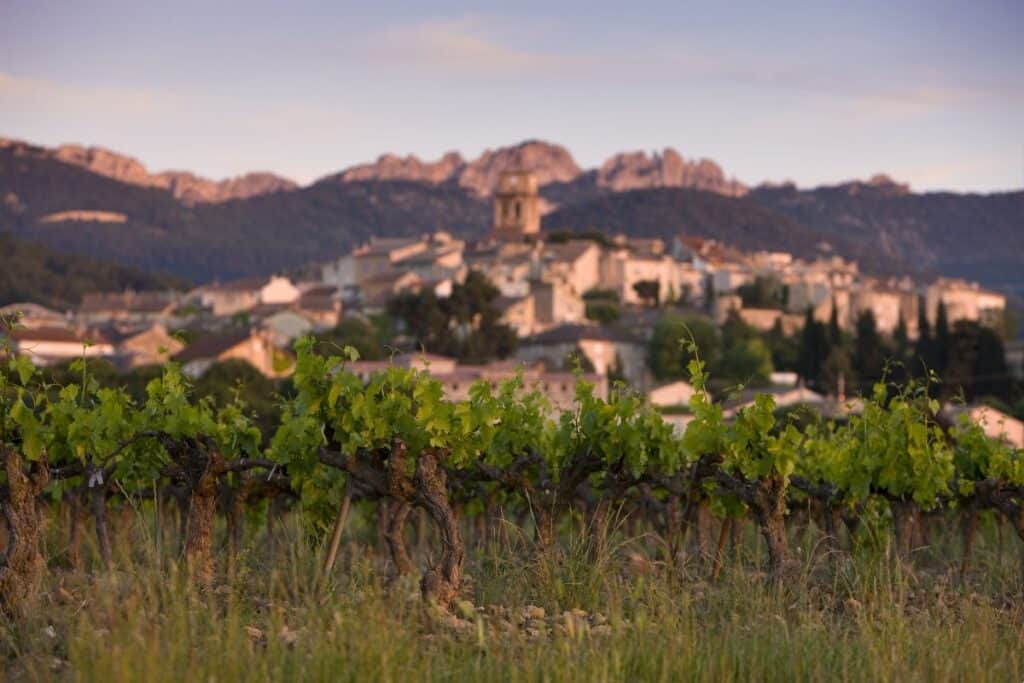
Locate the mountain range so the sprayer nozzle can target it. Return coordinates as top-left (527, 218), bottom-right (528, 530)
top-left (1, 136), bottom-right (1021, 299)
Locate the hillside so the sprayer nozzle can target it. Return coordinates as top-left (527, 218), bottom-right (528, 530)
top-left (1, 136), bottom-right (1021, 293)
top-left (748, 181), bottom-right (1024, 295)
top-left (1, 138), bottom-right (296, 205)
top-left (542, 187), bottom-right (912, 276)
top-left (0, 232), bottom-right (184, 309)
top-left (0, 143), bottom-right (489, 281)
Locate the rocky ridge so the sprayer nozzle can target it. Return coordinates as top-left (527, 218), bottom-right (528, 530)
top-left (324, 140), bottom-right (583, 196)
top-left (0, 137), bottom-right (296, 204)
top-left (324, 140), bottom-right (746, 197)
top-left (597, 148), bottom-right (746, 196)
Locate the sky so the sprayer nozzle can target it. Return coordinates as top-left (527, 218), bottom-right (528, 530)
top-left (1, 1), bottom-right (1021, 192)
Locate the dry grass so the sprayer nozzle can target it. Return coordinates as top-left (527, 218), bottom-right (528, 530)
top-left (3, 506), bottom-right (1023, 681)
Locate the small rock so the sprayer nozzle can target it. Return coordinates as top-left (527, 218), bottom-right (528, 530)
top-left (43, 625), bottom-right (57, 639)
top-left (441, 615), bottom-right (474, 632)
top-left (278, 625), bottom-right (299, 648)
top-left (524, 605), bottom-right (545, 620)
top-left (456, 600), bottom-right (476, 621)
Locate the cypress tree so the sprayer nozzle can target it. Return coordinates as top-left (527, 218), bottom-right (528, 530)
top-left (797, 307), bottom-right (828, 388)
top-left (894, 311), bottom-right (909, 353)
top-left (934, 300), bottom-right (951, 377)
top-left (914, 296), bottom-right (932, 376)
top-left (828, 298), bottom-right (842, 348)
top-left (853, 310), bottom-right (885, 387)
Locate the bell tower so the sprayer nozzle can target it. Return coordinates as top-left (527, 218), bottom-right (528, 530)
top-left (493, 171), bottom-right (540, 241)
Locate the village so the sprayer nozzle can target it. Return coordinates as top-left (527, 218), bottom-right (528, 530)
top-left (1, 170), bottom-right (1021, 446)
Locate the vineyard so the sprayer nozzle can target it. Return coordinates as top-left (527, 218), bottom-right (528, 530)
top-left (2, 337), bottom-right (1024, 680)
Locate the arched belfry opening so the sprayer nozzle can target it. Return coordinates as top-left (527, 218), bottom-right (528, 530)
top-left (493, 171), bottom-right (540, 241)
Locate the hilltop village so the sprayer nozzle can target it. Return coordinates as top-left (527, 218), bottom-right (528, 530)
top-left (1, 171), bottom-right (1020, 444)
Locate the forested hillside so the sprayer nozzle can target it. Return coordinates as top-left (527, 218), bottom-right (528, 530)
top-left (0, 144), bottom-right (487, 281)
top-left (0, 233), bottom-right (184, 309)
top-left (542, 187), bottom-right (912, 275)
top-left (748, 181), bottom-right (1024, 295)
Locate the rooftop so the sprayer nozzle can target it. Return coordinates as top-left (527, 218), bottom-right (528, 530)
top-left (5, 326), bottom-right (116, 345)
top-left (540, 241), bottom-right (596, 264)
top-left (525, 324), bottom-right (640, 345)
top-left (173, 330), bottom-right (253, 362)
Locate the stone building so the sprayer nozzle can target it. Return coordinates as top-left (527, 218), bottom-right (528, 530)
top-left (493, 171), bottom-right (541, 241)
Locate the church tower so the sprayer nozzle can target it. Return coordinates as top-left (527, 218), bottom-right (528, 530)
top-left (493, 171), bottom-right (540, 241)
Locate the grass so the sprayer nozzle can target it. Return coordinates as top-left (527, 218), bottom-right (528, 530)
top-left (2, 506), bottom-right (1023, 682)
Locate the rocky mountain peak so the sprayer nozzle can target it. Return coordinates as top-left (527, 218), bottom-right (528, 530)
top-left (327, 140), bottom-right (752, 198)
top-left (597, 147), bottom-right (747, 196)
top-left (1, 137), bottom-right (296, 204)
top-left (338, 151), bottom-right (467, 185)
top-left (327, 140), bottom-right (582, 196)
top-left (455, 140), bottom-right (582, 196)
top-left (838, 174), bottom-right (912, 198)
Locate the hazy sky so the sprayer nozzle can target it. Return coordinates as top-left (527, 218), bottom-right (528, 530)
top-left (1, 1), bottom-right (1021, 192)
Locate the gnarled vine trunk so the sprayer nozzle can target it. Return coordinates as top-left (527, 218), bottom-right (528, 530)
top-left (752, 475), bottom-right (790, 577)
top-left (820, 503), bottom-right (842, 552)
top-left (222, 480), bottom-right (251, 570)
top-left (889, 499), bottom-right (920, 560)
top-left (384, 500), bottom-right (414, 578)
top-left (0, 447), bottom-right (50, 618)
top-left (414, 449), bottom-right (463, 608)
top-left (533, 504), bottom-right (557, 548)
top-left (67, 490), bottom-right (88, 570)
top-left (182, 449), bottom-right (225, 589)
top-left (88, 472), bottom-right (112, 570)
top-left (588, 498), bottom-right (612, 559)
top-left (959, 504), bottom-right (979, 582)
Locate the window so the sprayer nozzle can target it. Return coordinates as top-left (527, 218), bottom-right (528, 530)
top-left (514, 200), bottom-right (521, 221)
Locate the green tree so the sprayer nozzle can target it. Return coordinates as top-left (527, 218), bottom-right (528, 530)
top-left (913, 296), bottom-right (933, 377)
top-left (633, 279), bottom-right (660, 307)
top-left (582, 288), bottom-right (619, 303)
top-left (316, 317), bottom-right (388, 361)
top-left (827, 299), bottom-right (842, 347)
top-left (647, 313), bottom-right (719, 381)
top-left (944, 320), bottom-right (1014, 401)
top-left (852, 310), bottom-right (886, 388)
top-left (766, 319), bottom-right (800, 372)
top-left (717, 337), bottom-right (773, 384)
top-left (716, 312), bottom-right (773, 383)
top-left (820, 346), bottom-right (854, 397)
top-left (585, 300), bottom-right (621, 325)
top-left (387, 271), bottom-right (518, 363)
top-left (797, 308), bottom-right (828, 388)
top-left (737, 276), bottom-right (786, 310)
top-left (934, 300), bottom-right (951, 377)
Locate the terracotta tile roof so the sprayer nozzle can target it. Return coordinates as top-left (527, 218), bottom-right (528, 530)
top-left (204, 277), bottom-right (270, 293)
top-left (173, 330), bottom-right (253, 362)
top-left (297, 296), bottom-right (339, 312)
top-left (525, 324), bottom-right (639, 345)
top-left (6, 326), bottom-right (116, 345)
top-left (540, 241), bottom-right (596, 263)
top-left (80, 291), bottom-right (177, 313)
